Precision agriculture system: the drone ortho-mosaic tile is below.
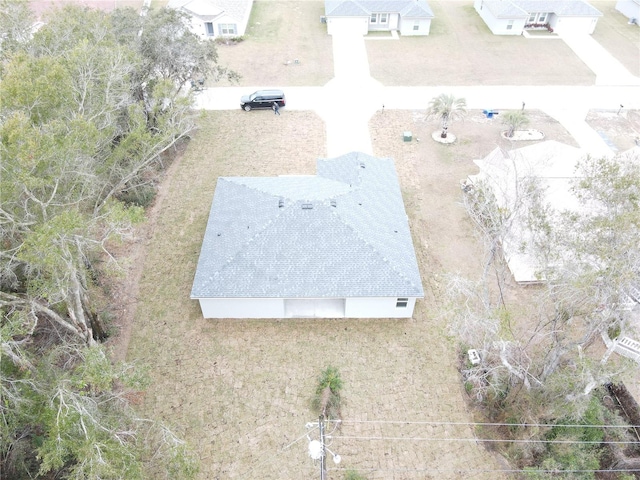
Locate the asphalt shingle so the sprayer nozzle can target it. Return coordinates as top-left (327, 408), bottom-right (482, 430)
top-left (191, 152), bottom-right (424, 299)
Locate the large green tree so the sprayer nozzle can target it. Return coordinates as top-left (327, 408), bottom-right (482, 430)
top-left (1, 3), bottom-right (236, 477)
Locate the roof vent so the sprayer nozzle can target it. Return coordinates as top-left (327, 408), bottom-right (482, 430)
top-left (278, 198), bottom-right (284, 208)
top-left (330, 199), bottom-right (337, 207)
top-left (359, 162), bottom-right (366, 169)
top-left (302, 202), bottom-right (313, 210)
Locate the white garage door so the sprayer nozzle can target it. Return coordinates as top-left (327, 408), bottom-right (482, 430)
top-left (555, 17), bottom-right (597, 35)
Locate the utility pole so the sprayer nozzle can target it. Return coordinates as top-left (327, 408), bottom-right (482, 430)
top-left (319, 415), bottom-right (326, 480)
top-left (306, 416), bottom-right (340, 478)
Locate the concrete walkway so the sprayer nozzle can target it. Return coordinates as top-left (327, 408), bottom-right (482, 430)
top-left (560, 32), bottom-right (640, 87)
top-left (195, 32), bottom-right (640, 159)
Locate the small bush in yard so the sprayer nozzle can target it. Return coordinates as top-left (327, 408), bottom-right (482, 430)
top-left (312, 366), bottom-right (343, 419)
top-left (345, 470), bottom-right (368, 480)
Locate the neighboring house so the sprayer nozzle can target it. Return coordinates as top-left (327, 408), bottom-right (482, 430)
top-left (324, 0), bottom-right (434, 36)
top-left (474, 0), bottom-right (602, 35)
top-left (466, 141), bottom-right (586, 284)
top-left (616, 0), bottom-right (640, 23)
top-left (167, 0), bottom-right (253, 38)
top-left (191, 152), bottom-right (424, 319)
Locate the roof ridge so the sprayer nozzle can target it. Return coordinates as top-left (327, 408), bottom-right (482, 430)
top-left (329, 207), bottom-right (422, 292)
top-left (197, 207), bottom-right (285, 293)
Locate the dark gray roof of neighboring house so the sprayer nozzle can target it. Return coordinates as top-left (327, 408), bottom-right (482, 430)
top-left (485, 0), bottom-right (602, 18)
top-left (325, 0), bottom-right (434, 18)
top-left (168, 0), bottom-right (253, 23)
top-left (191, 152), bottom-right (424, 299)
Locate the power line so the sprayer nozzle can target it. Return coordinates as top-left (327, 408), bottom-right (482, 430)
top-left (238, 426), bottom-right (318, 477)
top-left (339, 419), bottom-right (640, 429)
top-left (332, 435), bottom-right (640, 445)
top-left (327, 467), bottom-right (640, 474)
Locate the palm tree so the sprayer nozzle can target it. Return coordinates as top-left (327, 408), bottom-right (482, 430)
top-left (426, 93), bottom-right (467, 138)
top-left (501, 110), bottom-right (529, 138)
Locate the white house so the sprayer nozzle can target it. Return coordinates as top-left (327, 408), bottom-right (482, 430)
top-left (191, 152), bottom-right (424, 319)
top-left (466, 141), bottom-right (587, 284)
top-left (167, 0), bottom-right (253, 38)
top-left (474, 0), bottom-right (602, 35)
top-left (324, 0), bottom-right (434, 36)
top-left (616, 0), bottom-right (640, 24)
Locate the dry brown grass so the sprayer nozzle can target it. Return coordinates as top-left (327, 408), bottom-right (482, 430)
top-left (368, 1), bottom-right (596, 86)
top-left (214, 1), bottom-right (334, 87)
top-left (591, 0), bottom-right (640, 77)
top-left (123, 107), bottom-right (580, 479)
top-left (120, 2), bottom-right (640, 478)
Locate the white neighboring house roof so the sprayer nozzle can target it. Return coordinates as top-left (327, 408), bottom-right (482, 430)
top-left (482, 1), bottom-right (528, 19)
top-left (483, 0), bottom-right (602, 19)
top-left (191, 152), bottom-right (424, 300)
top-left (468, 141), bottom-right (587, 284)
top-left (517, 0), bottom-right (602, 16)
top-left (325, 0), bottom-right (434, 18)
top-left (168, 0), bottom-right (252, 24)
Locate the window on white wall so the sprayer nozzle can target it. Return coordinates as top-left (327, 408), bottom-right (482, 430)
top-left (380, 13), bottom-right (388, 23)
top-left (205, 22), bottom-right (214, 36)
top-left (506, 20), bottom-right (514, 30)
top-left (370, 13), bottom-right (377, 23)
top-left (413, 21), bottom-right (420, 31)
top-left (396, 298), bottom-right (408, 308)
top-left (538, 12), bottom-right (547, 23)
top-left (528, 13), bottom-right (536, 22)
top-left (219, 23), bottom-right (237, 35)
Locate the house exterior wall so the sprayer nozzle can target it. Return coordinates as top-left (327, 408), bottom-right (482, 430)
top-left (326, 16), bottom-right (369, 35)
top-left (345, 297), bottom-right (418, 318)
top-left (549, 15), bottom-right (599, 34)
top-left (616, 0), bottom-right (640, 21)
top-left (473, 0), bottom-right (524, 35)
top-left (197, 296), bottom-right (418, 318)
top-left (492, 17), bottom-right (525, 35)
top-left (367, 12), bottom-right (399, 32)
top-left (399, 17), bottom-right (432, 35)
top-left (198, 298), bottom-right (285, 318)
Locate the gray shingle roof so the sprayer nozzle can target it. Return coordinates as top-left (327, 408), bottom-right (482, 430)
top-left (325, 0), bottom-right (433, 18)
top-left (191, 152), bottom-right (424, 299)
top-left (484, 0), bottom-right (602, 18)
top-left (516, 0), bottom-right (601, 16)
top-left (482, 0), bottom-right (528, 18)
top-left (168, 0), bottom-right (253, 23)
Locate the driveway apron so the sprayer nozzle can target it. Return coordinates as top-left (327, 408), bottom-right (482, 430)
top-left (318, 33), bottom-right (383, 157)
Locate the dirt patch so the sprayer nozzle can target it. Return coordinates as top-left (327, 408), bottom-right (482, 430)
top-left (104, 148), bottom-right (186, 363)
top-left (585, 109), bottom-right (640, 152)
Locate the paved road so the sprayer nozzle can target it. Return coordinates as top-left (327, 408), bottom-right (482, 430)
top-left (195, 31), bottom-right (639, 159)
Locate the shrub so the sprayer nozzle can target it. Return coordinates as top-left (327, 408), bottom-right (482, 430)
top-left (344, 470), bottom-right (368, 480)
top-left (312, 366), bottom-right (343, 419)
